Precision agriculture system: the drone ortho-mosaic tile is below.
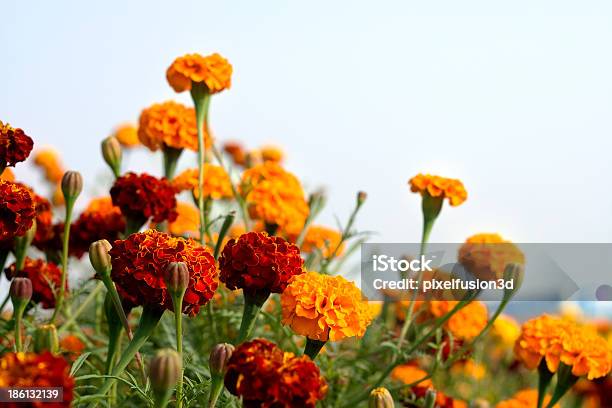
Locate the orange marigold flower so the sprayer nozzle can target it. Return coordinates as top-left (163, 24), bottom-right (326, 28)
top-left (113, 123), bottom-right (140, 147)
top-left (166, 53), bottom-right (232, 94)
top-left (281, 272), bottom-right (373, 342)
top-left (0, 120), bottom-right (34, 167)
top-left (138, 101), bottom-right (208, 152)
top-left (1, 168), bottom-right (15, 181)
top-left (109, 229), bottom-right (218, 316)
top-left (110, 172), bottom-right (178, 224)
top-left (0, 352), bottom-right (74, 407)
top-left (458, 233), bottom-right (525, 281)
top-left (223, 141), bottom-right (246, 166)
top-left (293, 225), bottom-right (344, 258)
top-left (260, 145), bottom-right (284, 163)
top-left (5, 257), bottom-right (66, 309)
top-left (241, 162), bottom-right (309, 234)
top-left (167, 201), bottom-right (199, 238)
top-left (496, 389), bottom-right (558, 408)
top-left (391, 364), bottom-right (432, 387)
top-left (69, 197), bottom-right (126, 257)
top-left (224, 338), bottom-right (327, 408)
top-left (450, 360), bottom-right (486, 380)
top-left (0, 180), bottom-right (36, 240)
top-left (172, 165), bottom-right (233, 200)
top-left (409, 173), bottom-right (467, 206)
top-left (60, 335), bottom-right (85, 361)
top-left (514, 315), bottom-right (612, 380)
top-left (219, 232), bottom-right (304, 296)
top-left (52, 183), bottom-right (64, 206)
top-left (429, 300), bottom-right (488, 340)
top-left (33, 148), bottom-right (64, 183)
top-left (492, 314), bottom-right (521, 346)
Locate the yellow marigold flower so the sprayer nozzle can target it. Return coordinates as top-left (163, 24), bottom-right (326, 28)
top-left (492, 314), bottom-right (521, 346)
top-left (450, 360), bottom-right (486, 380)
top-left (429, 300), bottom-right (488, 340)
top-left (166, 53), bottom-right (232, 94)
top-left (281, 272), bottom-right (373, 342)
top-left (113, 123), bottom-right (140, 147)
top-left (33, 148), bottom-right (64, 183)
top-left (391, 364), bottom-right (432, 387)
top-left (292, 225), bottom-right (344, 258)
top-left (138, 101), bottom-right (207, 152)
top-left (241, 162), bottom-right (309, 234)
top-left (1, 168), bottom-right (15, 181)
top-left (172, 165), bottom-right (233, 200)
top-left (260, 145), bottom-right (284, 163)
top-left (409, 173), bottom-right (467, 206)
top-left (496, 389), bottom-right (558, 408)
top-left (168, 201), bottom-right (200, 237)
top-left (458, 233), bottom-right (525, 281)
top-left (514, 315), bottom-right (612, 380)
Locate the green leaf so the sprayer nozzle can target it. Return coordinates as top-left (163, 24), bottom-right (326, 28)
top-left (70, 351), bottom-right (92, 377)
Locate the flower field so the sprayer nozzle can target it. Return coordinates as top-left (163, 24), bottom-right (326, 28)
top-left (0, 52), bottom-right (610, 408)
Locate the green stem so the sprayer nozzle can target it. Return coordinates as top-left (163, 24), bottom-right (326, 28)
top-left (537, 360), bottom-right (554, 408)
top-left (304, 338), bottom-right (327, 360)
top-left (208, 375), bottom-right (224, 408)
top-left (214, 211), bottom-right (235, 260)
top-left (51, 197), bottom-right (75, 324)
top-left (14, 304), bottom-right (25, 352)
top-left (191, 82), bottom-right (211, 247)
top-left (58, 281), bottom-right (105, 334)
top-left (162, 145), bottom-right (183, 180)
top-left (237, 291), bottom-right (269, 343)
top-left (545, 364), bottom-right (579, 408)
top-left (172, 293), bottom-right (185, 408)
top-left (124, 215), bottom-right (146, 237)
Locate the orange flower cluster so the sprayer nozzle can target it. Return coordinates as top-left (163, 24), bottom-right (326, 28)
top-left (70, 197), bottom-right (126, 257)
top-left (113, 123), bottom-right (140, 147)
top-left (33, 148), bottom-right (64, 183)
top-left (110, 172), bottom-right (177, 223)
top-left (0, 120), bottom-right (34, 167)
top-left (428, 300), bottom-right (488, 340)
top-left (172, 165), bottom-right (233, 200)
top-left (495, 389), bottom-right (558, 408)
top-left (166, 53), bottom-right (232, 94)
top-left (109, 229), bottom-right (218, 316)
top-left (241, 162), bottom-right (309, 234)
top-left (1, 168), bottom-right (15, 181)
top-left (5, 257), bottom-right (66, 309)
top-left (280, 272), bottom-right (373, 342)
top-left (392, 363), bottom-right (466, 408)
top-left (0, 352), bottom-right (74, 408)
top-left (458, 233), bottom-right (525, 281)
top-left (514, 315), bottom-right (612, 380)
top-left (292, 225), bottom-right (344, 258)
top-left (409, 173), bottom-right (467, 206)
top-left (138, 101), bottom-right (204, 152)
top-left (0, 180), bottom-right (36, 240)
top-left (219, 232), bottom-right (303, 296)
top-left (260, 145), bottom-right (284, 163)
top-left (224, 339), bottom-right (327, 408)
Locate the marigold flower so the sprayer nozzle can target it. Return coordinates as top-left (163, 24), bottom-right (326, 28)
top-left (138, 101), bottom-right (207, 152)
top-left (241, 162), bottom-right (309, 234)
top-left (33, 148), bottom-right (64, 183)
top-left (4, 183), bottom-right (54, 249)
top-left (392, 364), bottom-right (466, 408)
top-left (450, 360), bottom-right (486, 380)
top-left (291, 225), bottom-right (344, 258)
top-left (166, 53), bottom-right (232, 94)
top-left (0, 352), bottom-right (74, 407)
top-left (260, 145), bottom-right (284, 163)
top-left (224, 338), bottom-right (327, 407)
top-left (60, 335), bottom-right (85, 361)
top-left (172, 165), bottom-right (233, 200)
top-left (109, 229), bottom-right (218, 316)
top-left (110, 172), bottom-right (178, 224)
top-left (1, 168), bottom-right (15, 181)
top-left (492, 314), bottom-right (521, 346)
top-left (514, 315), bottom-right (612, 380)
top-left (0, 180), bottom-right (36, 240)
top-left (428, 300), bottom-right (488, 340)
top-left (281, 272), bottom-right (373, 342)
top-left (495, 389), bottom-right (558, 408)
top-left (219, 232), bottom-right (303, 296)
top-left (409, 173), bottom-right (467, 206)
top-left (167, 201), bottom-right (199, 237)
top-left (5, 257), bottom-right (66, 309)
top-left (223, 141), bottom-right (246, 166)
top-left (458, 233), bottom-right (525, 281)
top-left (113, 123), bottom-right (140, 147)
top-left (69, 197), bottom-right (126, 257)
top-left (0, 121), bottom-right (34, 167)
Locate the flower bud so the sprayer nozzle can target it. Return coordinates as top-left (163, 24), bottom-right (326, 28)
top-left (89, 239), bottom-right (112, 276)
top-left (357, 191), bottom-right (367, 206)
top-left (423, 389), bottom-right (437, 408)
top-left (61, 171), bottom-right (83, 201)
top-left (503, 263), bottom-right (524, 299)
top-left (10, 277), bottom-right (32, 304)
top-left (209, 343), bottom-right (234, 377)
top-left (369, 387), bottom-right (394, 408)
top-left (149, 349), bottom-right (182, 394)
top-left (33, 324), bottom-right (59, 354)
top-left (164, 262), bottom-right (189, 297)
top-left (101, 136), bottom-right (122, 177)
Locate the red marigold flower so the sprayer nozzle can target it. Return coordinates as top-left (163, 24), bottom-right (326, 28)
top-left (0, 180), bottom-right (36, 241)
top-left (109, 229), bottom-right (218, 316)
top-left (0, 351), bottom-right (74, 408)
top-left (0, 121), bottom-right (34, 167)
top-left (219, 232), bottom-right (304, 296)
top-left (5, 257), bottom-right (66, 309)
top-left (224, 339), bottom-right (327, 408)
top-left (110, 172), bottom-right (178, 224)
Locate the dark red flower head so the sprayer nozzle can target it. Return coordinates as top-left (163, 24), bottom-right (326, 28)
top-left (0, 351), bottom-right (74, 408)
top-left (0, 180), bottom-right (36, 241)
top-left (225, 338), bottom-right (327, 408)
top-left (0, 121), bottom-right (34, 167)
top-left (109, 229), bottom-right (218, 316)
top-left (5, 257), bottom-right (66, 309)
top-left (219, 232), bottom-right (303, 296)
top-left (110, 172), bottom-right (177, 224)
top-left (68, 198), bottom-right (125, 258)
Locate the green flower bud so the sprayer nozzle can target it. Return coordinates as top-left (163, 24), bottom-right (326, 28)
top-left (357, 191), bottom-right (367, 206)
top-left (209, 343), bottom-right (234, 377)
top-left (33, 324), bottom-right (59, 354)
top-left (89, 239), bottom-right (112, 276)
top-left (149, 349), bottom-right (182, 395)
top-left (369, 387), bottom-right (394, 408)
top-left (101, 136), bottom-right (122, 177)
top-left (10, 277), bottom-right (32, 304)
top-left (61, 170), bottom-right (83, 201)
top-left (164, 262), bottom-right (189, 297)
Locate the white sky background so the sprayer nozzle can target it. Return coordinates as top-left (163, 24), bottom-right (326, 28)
top-left (2, 2), bottom-right (612, 316)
